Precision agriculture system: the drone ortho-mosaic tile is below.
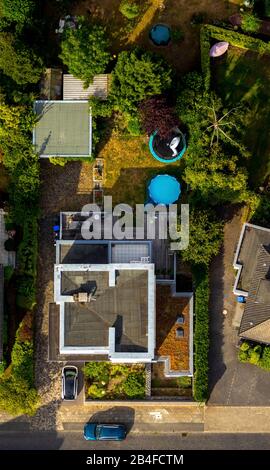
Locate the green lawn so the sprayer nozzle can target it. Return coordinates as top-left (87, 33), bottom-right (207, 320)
top-left (212, 46), bottom-right (270, 188)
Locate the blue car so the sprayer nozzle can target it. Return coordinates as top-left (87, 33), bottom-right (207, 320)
top-left (84, 423), bottom-right (127, 441)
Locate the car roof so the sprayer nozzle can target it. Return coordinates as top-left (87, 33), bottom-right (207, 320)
top-left (96, 424), bottom-right (126, 440)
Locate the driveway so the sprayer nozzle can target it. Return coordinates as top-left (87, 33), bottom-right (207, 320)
top-left (208, 207), bottom-right (270, 405)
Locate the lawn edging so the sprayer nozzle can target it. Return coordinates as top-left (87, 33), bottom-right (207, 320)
top-left (200, 24), bottom-right (270, 90)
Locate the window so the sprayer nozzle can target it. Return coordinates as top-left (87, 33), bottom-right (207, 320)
top-left (176, 327), bottom-right (184, 338)
top-left (177, 314), bottom-right (185, 324)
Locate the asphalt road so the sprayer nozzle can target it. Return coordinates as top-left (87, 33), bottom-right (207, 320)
top-left (0, 432), bottom-right (270, 450)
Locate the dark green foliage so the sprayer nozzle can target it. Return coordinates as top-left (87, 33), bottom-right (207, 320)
top-left (60, 19), bottom-right (110, 87)
top-left (192, 265), bottom-right (209, 402)
top-left (171, 28), bottom-right (184, 43)
top-left (251, 195), bottom-right (270, 228)
top-left (83, 362), bottom-right (110, 383)
top-left (15, 218), bottom-right (38, 310)
top-left (89, 96), bottom-right (114, 118)
top-left (0, 0), bottom-right (35, 24)
top-left (119, 0), bottom-right (140, 19)
top-left (126, 115), bottom-right (142, 136)
top-left (181, 210), bottom-right (223, 266)
top-left (0, 314), bottom-right (39, 415)
top-left (111, 49), bottom-right (172, 113)
top-left (239, 341), bottom-right (270, 370)
top-left (200, 25), bottom-right (270, 90)
top-left (241, 13), bottom-right (261, 34)
top-left (177, 72), bottom-right (249, 204)
top-left (0, 33), bottom-right (43, 85)
top-left (122, 372), bottom-right (145, 398)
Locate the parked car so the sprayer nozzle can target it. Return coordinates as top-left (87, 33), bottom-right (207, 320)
top-left (61, 365), bottom-right (78, 400)
top-left (84, 423), bottom-right (127, 441)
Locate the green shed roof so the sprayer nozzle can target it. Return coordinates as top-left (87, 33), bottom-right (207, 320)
top-left (33, 101), bottom-right (91, 157)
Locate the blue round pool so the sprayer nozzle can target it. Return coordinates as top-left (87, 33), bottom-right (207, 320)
top-left (148, 174), bottom-right (181, 205)
top-left (149, 24), bottom-right (171, 46)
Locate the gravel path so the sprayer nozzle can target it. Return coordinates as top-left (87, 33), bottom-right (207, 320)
top-left (32, 160), bottom-right (94, 430)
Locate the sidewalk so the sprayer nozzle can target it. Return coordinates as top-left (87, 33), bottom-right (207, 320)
top-left (205, 406), bottom-right (270, 433)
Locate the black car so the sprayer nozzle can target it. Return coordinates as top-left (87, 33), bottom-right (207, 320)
top-left (61, 366), bottom-right (78, 400)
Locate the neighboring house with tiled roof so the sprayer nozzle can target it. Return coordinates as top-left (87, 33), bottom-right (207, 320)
top-left (233, 223), bottom-right (270, 344)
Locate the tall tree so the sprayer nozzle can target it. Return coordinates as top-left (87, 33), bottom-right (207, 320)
top-left (111, 49), bottom-right (172, 113)
top-left (60, 20), bottom-right (110, 87)
top-left (0, 0), bottom-right (35, 23)
top-left (139, 95), bottom-right (179, 139)
top-left (0, 33), bottom-right (43, 84)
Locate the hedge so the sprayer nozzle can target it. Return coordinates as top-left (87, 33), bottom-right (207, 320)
top-left (0, 313), bottom-right (39, 415)
top-left (200, 25), bottom-right (270, 90)
top-left (16, 217), bottom-right (38, 310)
top-left (192, 264), bottom-right (210, 402)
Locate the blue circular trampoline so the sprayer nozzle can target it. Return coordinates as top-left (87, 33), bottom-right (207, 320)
top-left (149, 24), bottom-right (171, 46)
top-left (148, 174), bottom-right (181, 205)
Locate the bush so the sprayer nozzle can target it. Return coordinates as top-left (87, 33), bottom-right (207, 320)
top-left (60, 19), bottom-right (110, 87)
top-left (111, 49), bottom-right (172, 113)
top-left (181, 210), bottom-right (223, 266)
top-left (139, 95), bottom-right (179, 139)
top-left (238, 342), bottom-right (270, 370)
top-left (126, 115), bottom-right (142, 136)
top-left (0, 33), bottom-right (43, 85)
top-left (88, 383), bottom-right (106, 399)
top-left (0, 0), bottom-right (35, 24)
top-left (193, 265), bottom-right (209, 402)
top-left (0, 313), bottom-right (39, 415)
top-left (122, 372), bottom-right (145, 398)
top-left (119, 0), bottom-right (140, 19)
top-left (83, 362), bottom-right (110, 383)
top-left (241, 13), bottom-right (261, 34)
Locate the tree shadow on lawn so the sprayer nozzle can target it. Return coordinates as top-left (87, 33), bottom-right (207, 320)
top-left (212, 48), bottom-right (270, 188)
top-left (88, 406), bottom-right (135, 434)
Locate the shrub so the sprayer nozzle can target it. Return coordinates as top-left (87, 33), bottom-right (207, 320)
top-left (60, 19), bottom-right (110, 87)
top-left (0, 313), bottom-right (39, 415)
top-left (241, 13), bottom-right (261, 34)
top-left (181, 210), bottom-right (223, 266)
top-left (89, 96), bottom-right (114, 118)
top-left (119, 0), bottom-right (140, 19)
top-left (238, 342), bottom-right (270, 370)
top-left (191, 12), bottom-right (206, 25)
top-left (0, 32), bottom-right (43, 85)
top-left (49, 157), bottom-right (67, 167)
top-left (123, 372), bottom-right (145, 398)
top-left (83, 362), bottom-right (110, 383)
top-left (126, 115), bottom-right (142, 136)
top-left (111, 49), bottom-right (172, 113)
top-left (0, 0), bottom-right (35, 23)
top-left (193, 265), bottom-right (209, 402)
top-left (88, 383), bottom-right (106, 399)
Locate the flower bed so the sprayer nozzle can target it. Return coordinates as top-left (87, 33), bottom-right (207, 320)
top-left (84, 362), bottom-right (146, 400)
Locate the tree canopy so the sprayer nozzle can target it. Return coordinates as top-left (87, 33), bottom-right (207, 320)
top-left (177, 72), bottom-right (249, 204)
top-left (60, 20), bottom-right (110, 87)
top-left (111, 49), bottom-right (172, 113)
top-left (139, 95), bottom-right (179, 139)
top-left (0, 32), bottom-right (43, 84)
top-left (181, 210), bottom-right (223, 266)
top-left (0, 0), bottom-right (35, 23)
